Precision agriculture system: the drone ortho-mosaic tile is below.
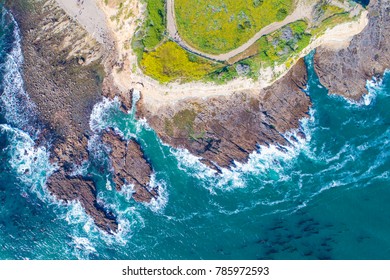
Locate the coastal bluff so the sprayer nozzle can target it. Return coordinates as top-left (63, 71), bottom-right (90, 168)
top-left (314, 0), bottom-right (390, 100)
top-left (4, 0), bottom-right (390, 234)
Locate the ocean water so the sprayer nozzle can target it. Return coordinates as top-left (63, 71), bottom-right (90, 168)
top-left (1, 7), bottom-right (390, 260)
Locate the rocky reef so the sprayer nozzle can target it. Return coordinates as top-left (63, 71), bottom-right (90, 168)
top-left (5, 0), bottom-right (156, 233)
top-left (315, 0), bottom-right (390, 100)
top-left (138, 59), bottom-right (311, 170)
top-left (101, 129), bottom-right (158, 202)
top-left (7, 0), bottom-right (390, 235)
top-left (46, 172), bottom-right (118, 233)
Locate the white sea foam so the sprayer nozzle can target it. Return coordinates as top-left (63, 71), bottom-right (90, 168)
top-left (332, 74), bottom-right (384, 107)
top-left (170, 147), bottom-right (217, 181)
top-left (95, 191), bottom-right (146, 245)
top-left (171, 110), bottom-right (315, 191)
top-left (69, 161), bottom-right (89, 177)
top-left (119, 183), bottom-right (135, 201)
top-left (87, 133), bottom-right (110, 164)
top-left (105, 176), bottom-right (113, 191)
top-left (71, 236), bottom-right (97, 259)
top-left (0, 124), bottom-right (56, 199)
top-left (130, 89), bottom-right (141, 115)
top-left (135, 117), bottom-right (152, 133)
top-left (89, 97), bottom-right (120, 132)
top-left (0, 11), bottom-right (37, 130)
top-left (143, 173), bottom-right (168, 213)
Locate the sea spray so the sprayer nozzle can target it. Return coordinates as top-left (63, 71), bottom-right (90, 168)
top-left (170, 108), bottom-right (315, 192)
top-left (0, 124), bottom-right (56, 200)
top-left (0, 10), bottom-right (37, 131)
top-left (89, 97), bottom-right (121, 132)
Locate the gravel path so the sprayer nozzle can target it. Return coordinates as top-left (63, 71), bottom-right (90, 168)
top-left (167, 0), bottom-right (314, 61)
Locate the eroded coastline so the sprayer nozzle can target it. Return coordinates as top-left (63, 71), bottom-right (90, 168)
top-left (3, 0), bottom-right (389, 234)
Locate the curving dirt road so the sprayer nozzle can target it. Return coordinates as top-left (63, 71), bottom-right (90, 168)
top-left (167, 0), bottom-right (315, 62)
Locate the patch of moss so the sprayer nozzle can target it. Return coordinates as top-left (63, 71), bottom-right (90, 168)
top-left (172, 109), bottom-right (197, 133)
top-left (164, 118), bottom-right (174, 137)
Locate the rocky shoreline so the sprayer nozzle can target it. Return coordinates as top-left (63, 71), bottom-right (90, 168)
top-left (137, 58), bottom-right (310, 171)
top-left (4, 0), bottom-right (390, 234)
top-left (5, 0), bottom-right (157, 234)
top-left (314, 0), bottom-right (389, 100)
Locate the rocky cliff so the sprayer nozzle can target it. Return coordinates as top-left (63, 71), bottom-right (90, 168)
top-left (8, 0), bottom-right (387, 234)
top-left (315, 0), bottom-right (390, 100)
top-left (138, 59), bottom-right (310, 170)
top-left (5, 0), bottom-right (155, 234)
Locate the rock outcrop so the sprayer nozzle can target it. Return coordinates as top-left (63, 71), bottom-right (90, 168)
top-left (314, 0), bottom-right (390, 100)
top-left (10, 0), bottom-right (386, 235)
top-left (138, 59), bottom-right (310, 170)
top-left (5, 0), bottom-right (120, 232)
top-left (102, 129), bottom-right (158, 202)
top-left (5, 0), bottom-right (145, 233)
top-left (46, 172), bottom-right (118, 233)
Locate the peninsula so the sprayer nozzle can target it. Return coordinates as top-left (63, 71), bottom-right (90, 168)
top-left (4, 0), bottom-right (388, 234)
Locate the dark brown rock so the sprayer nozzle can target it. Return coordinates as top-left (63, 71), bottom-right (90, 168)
top-left (6, 0), bottom-right (119, 232)
top-left (314, 0), bottom-right (390, 100)
top-left (137, 59), bottom-right (311, 169)
top-left (46, 172), bottom-right (118, 233)
top-left (102, 129), bottom-right (158, 202)
top-left (101, 75), bottom-right (134, 113)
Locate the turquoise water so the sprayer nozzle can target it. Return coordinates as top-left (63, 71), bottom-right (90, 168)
top-left (1, 6), bottom-right (390, 260)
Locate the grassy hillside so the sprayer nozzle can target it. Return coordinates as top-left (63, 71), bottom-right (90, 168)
top-left (141, 41), bottom-right (221, 82)
top-left (175, 0), bottom-right (295, 54)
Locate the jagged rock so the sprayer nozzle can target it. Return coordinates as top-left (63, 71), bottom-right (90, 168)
top-left (314, 0), bottom-right (390, 100)
top-left (46, 172), bottom-right (118, 233)
top-left (6, 0), bottom-right (119, 232)
top-left (137, 59), bottom-right (310, 169)
top-left (102, 129), bottom-right (158, 202)
top-left (102, 75), bottom-right (134, 113)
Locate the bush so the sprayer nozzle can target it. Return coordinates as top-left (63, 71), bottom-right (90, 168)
top-left (141, 41), bottom-right (217, 83)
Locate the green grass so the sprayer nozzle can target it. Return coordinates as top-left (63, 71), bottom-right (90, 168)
top-left (142, 0), bottom-right (166, 50)
top-left (311, 12), bottom-right (352, 37)
top-left (140, 41), bottom-right (221, 83)
top-left (220, 20), bottom-right (312, 80)
top-left (175, 0), bottom-right (295, 54)
top-left (132, 0), bottom-right (166, 59)
top-left (133, 0), bottom-right (358, 84)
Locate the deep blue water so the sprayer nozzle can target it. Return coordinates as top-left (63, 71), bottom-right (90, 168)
top-left (1, 6), bottom-right (390, 260)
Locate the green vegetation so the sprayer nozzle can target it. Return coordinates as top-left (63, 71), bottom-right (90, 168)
top-left (175, 0), bottom-right (295, 54)
top-left (164, 108), bottom-right (198, 138)
top-left (107, 0), bottom-right (134, 24)
top-left (207, 20), bottom-right (311, 82)
top-left (311, 12), bottom-right (351, 37)
top-left (252, 20), bottom-right (311, 67)
top-left (141, 41), bottom-right (220, 83)
top-left (132, 0), bottom-right (166, 59)
top-left (132, 0), bottom-right (359, 84)
top-left (142, 0), bottom-right (166, 50)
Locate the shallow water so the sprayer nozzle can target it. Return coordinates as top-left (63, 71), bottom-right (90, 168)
top-left (1, 5), bottom-right (390, 260)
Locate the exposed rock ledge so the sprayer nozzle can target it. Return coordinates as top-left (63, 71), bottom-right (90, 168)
top-left (101, 129), bottom-right (158, 202)
top-left (5, 0), bottom-right (155, 233)
top-left (8, 0), bottom-right (389, 234)
top-left (137, 59), bottom-right (311, 170)
top-left (315, 0), bottom-right (390, 100)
